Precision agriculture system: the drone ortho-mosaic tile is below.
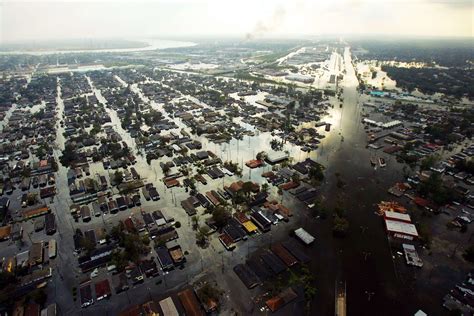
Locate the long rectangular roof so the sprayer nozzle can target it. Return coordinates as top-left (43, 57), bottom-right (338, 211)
top-left (295, 228), bottom-right (315, 244)
top-left (159, 297), bottom-right (179, 316)
top-left (385, 219), bottom-right (418, 237)
top-left (242, 220), bottom-right (258, 233)
top-left (177, 288), bottom-right (204, 316)
top-left (384, 211), bottom-right (411, 222)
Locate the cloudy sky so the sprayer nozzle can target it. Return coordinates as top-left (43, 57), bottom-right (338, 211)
top-left (1, 0), bottom-right (473, 43)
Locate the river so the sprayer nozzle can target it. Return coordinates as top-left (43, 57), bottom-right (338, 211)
top-left (0, 38), bottom-right (196, 55)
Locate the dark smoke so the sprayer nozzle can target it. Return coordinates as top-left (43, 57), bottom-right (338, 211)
top-left (245, 6), bottom-right (286, 40)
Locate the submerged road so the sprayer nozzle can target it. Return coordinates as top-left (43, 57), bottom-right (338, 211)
top-left (303, 47), bottom-right (417, 315)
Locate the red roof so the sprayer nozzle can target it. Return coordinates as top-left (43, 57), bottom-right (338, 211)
top-left (178, 288), bottom-right (204, 316)
top-left (124, 218), bottom-right (135, 232)
top-left (219, 233), bottom-right (234, 247)
top-left (24, 303), bottom-right (40, 316)
top-left (414, 197), bottom-right (438, 210)
top-left (414, 197), bottom-right (429, 207)
top-left (266, 297), bottom-right (284, 312)
top-left (164, 178), bottom-right (179, 188)
top-left (234, 212), bottom-right (250, 224)
top-left (245, 160), bottom-right (263, 168)
top-left (265, 288), bottom-right (298, 312)
top-left (95, 279), bottom-right (111, 298)
top-left (279, 181), bottom-right (299, 190)
top-left (271, 243), bottom-right (298, 267)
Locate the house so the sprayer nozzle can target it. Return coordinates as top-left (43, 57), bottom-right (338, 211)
top-left (156, 246), bottom-right (174, 271)
top-left (265, 287), bottom-right (298, 312)
top-left (28, 242), bottom-right (44, 266)
top-left (219, 233), bottom-right (235, 251)
top-left (0, 225), bottom-right (11, 241)
top-left (140, 259), bottom-right (159, 278)
top-left (129, 266), bottom-right (144, 284)
top-left (250, 210), bottom-right (271, 232)
top-left (233, 264), bottom-right (261, 289)
top-left (177, 288), bottom-right (205, 316)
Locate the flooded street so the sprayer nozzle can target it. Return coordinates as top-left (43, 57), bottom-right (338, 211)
top-left (0, 2), bottom-right (472, 314)
top-left (2, 38), bottom-right (466, 316)
top-left (0, 104), bottom-right (17, 131)
top-left (86, 46), bottom-right (419, 315)
top-left (303, 47), bottom-right (417, 315)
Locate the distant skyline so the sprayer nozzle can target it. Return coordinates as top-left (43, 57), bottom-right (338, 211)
top-left (1, 0), bottom-right (473, 43)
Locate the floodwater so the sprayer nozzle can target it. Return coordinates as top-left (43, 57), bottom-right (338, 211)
top-left (169, 62), bottom-right (219, 71)
top-left (47, 64), bottom-right (108, 74)
top-left (141, 46), bottom-right (420, 315)
top-left (0, 104), bottom-right (17, 131)
top-left (41, 45), bottom-right (435, 315)
top-left (303, 47), bottom-right (420, 315)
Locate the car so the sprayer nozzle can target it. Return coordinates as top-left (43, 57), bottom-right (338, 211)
top-left (32, 176), bottom-right (39, 188)
top-left (21, 194), bottom-right (28, 208)
top-left (90, 268), bottom-right (99, 278)
top-left (132, 194), bottom-right (141, 206)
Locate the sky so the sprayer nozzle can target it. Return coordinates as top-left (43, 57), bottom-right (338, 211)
top-left (0, 0), bottom-right (473, 43)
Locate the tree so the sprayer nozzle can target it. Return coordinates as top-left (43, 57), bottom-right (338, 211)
top-left (418, 173), bottom-right (454, 205)
top-left (30, 288), bottom-right (47, 306)
top-left (26, 193), bottom-right (38, 205)
top-left (463, 244), bottom-right (474, 263)
top-left (242, 181), bottom-right (255, 198)
top-left (291, 173), bottom-right (300, 184)
top-left (417, 222), bottom-right (432, 247)
top-left (212, 206), bottom-right (231, 229)
top-left (196, 226), bottom-right (210, 247)
top-left (420, 155), bottom-right (438, 171)
top-left (80, 237), bottom-right (96, 254)
top-left (141, 235), bottom-right (150, 246)
top-left (113, 170), bottom-right (124, 185)
top-left (32, 109), bottom-right (45, 120)
top-left (122, 233), bottom-right (147, 263)
top-left (59, 143), bottom-right (77, 167)
top-left (333, 215), bottom-right (349, 237)
top-left (256, 151), bottom-right (266, 161)
top-left (90, 123), bottom-right (102, 136)
top-left (191, 215), bottom-right (200, 230)
top-left (110, 222), bottom-right (125, 241)
top-left (188, 178), bottom-right (197, 191)
top-left (223, 161), bottom-right (242, 177)
top-left (309, 164), bottom-right (325, 185)
top-left (261, 183), bottom-right (270, 193)
top-left (197, 283), bottom-right (222, 309)
top-left (162, 164), bottom-right (171, 176)
top-left (110, 251), bottom-right (128, 272)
